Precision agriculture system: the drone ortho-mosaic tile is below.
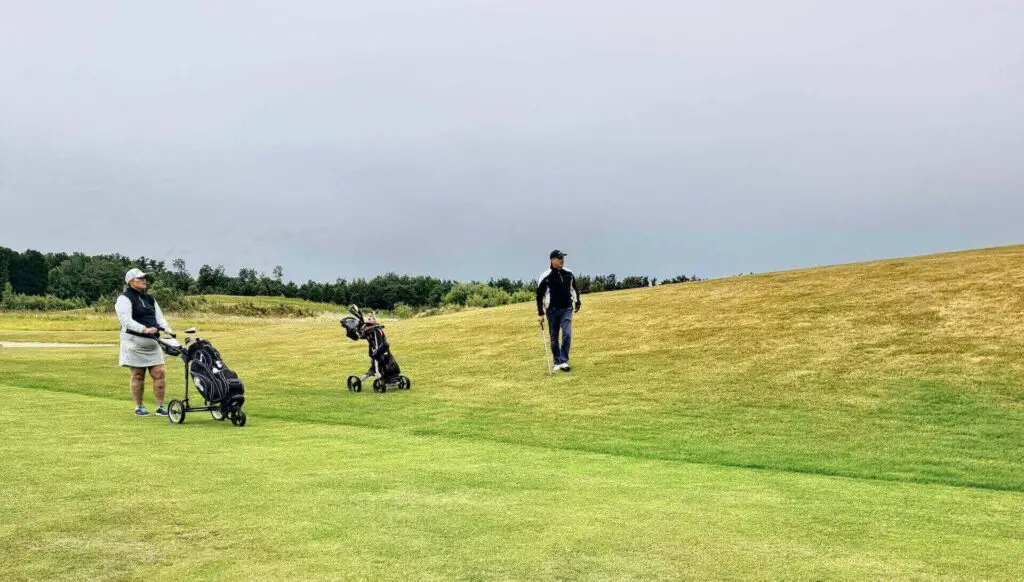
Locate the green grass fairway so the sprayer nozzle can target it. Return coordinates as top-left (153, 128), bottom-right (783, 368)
top-left (2, 246), bottom-right (1023, 579)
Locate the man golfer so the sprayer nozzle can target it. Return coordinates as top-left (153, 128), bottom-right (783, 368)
top-left (537, 250), bottom-right (581, 372)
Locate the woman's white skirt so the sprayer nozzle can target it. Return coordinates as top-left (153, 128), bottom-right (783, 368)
top-left (119, 333), bottom-right (165, 368)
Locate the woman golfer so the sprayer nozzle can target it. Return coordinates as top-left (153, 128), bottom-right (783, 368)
top-left (115, 268), bottom-right (173, 416)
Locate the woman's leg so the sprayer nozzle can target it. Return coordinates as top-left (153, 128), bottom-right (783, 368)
top-left (130, 367), bottom-right (146, 407)
top-left (149, 365), bottom-right (166, 408)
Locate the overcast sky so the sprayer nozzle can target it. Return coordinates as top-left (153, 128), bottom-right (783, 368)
top-left (1, 1), bottom-right (1021, 283)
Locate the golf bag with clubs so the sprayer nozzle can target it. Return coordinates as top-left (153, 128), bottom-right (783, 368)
top-left (340, 305), bottom-right (410, 393)
top-left (156, 327), bottom-right (247, 426)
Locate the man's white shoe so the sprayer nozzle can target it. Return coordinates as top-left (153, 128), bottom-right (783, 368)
top-left (555, 363), bottom-right (569, 371)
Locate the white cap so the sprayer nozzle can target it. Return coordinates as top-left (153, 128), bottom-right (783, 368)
top-left (124, 268), bottom-right (148, 283)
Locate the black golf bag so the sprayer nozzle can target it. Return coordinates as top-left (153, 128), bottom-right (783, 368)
top-left (155, 327), bottom-right (248, 425)
top-left (187, 338), bottom-right (246, 413)
top-left (341, 305), bottom-right (410, 393)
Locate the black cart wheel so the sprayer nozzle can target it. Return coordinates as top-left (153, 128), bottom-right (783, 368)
top-left (400, 376), bottom-right (411, 390)
top-left (373, 378), bottom-right (386, 393)
top-left (235, 410), bottom-right (247, 427)
top-left (347, 376), bottom-right (362, 392)
top-left (167, 400), bottom-right (186, 424)
top-left (211, 408), bottom-right (226, 421)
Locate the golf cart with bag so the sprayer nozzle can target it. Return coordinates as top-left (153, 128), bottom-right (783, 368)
top-left (155, 327), bottom-right (247, 426)
top-left (340, 305), bottom-right (410, 393)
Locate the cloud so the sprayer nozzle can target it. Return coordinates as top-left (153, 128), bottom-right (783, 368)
top-left (2, 1), bottom-right (1021, 281)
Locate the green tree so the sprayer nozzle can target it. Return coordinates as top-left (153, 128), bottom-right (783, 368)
top-left (45, 252), bottom-right (71, 273)
top-left (196, 265), bottom-right (229, 294)
top-left (0, 246), bottom-right (13, 299)
top-left (619, 276), bottom-right (648, 289)
top-left (329, 279), bottom-right (350, 306)
top-left (575, 274), bottom-right (592, 294)
top-left (48, 254), bottom-right (128, 301)
top-left (10, 250), bottom-right (48, 295)
top-left (235, 268), bottom-right (259, 296)
top-left (426, 280), bottom-right (453, 307)
top-left (162, 258), bottom-right (195, 292)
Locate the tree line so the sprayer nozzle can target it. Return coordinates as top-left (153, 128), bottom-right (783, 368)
top-left (0, 246), bottom-right (701, 312)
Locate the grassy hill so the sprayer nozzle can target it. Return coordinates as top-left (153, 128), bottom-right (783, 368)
top-left (1, 245), bottom-right (1022, 579)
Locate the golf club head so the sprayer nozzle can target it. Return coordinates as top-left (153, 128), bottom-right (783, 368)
top-left (184, 327), bottom-right (196, 334)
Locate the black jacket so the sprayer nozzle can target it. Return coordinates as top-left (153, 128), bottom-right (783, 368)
top-left (123, 287), bottom-right (159, 329)
top-left (537, 267), bottom-right (581, 316)
top-left (122, 286), bottom-right (159, 336)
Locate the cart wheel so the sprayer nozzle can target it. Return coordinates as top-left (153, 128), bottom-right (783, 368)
top-left (211, 408), bottom-right (226, 421)
top-left (235, 411), bottom-right (247, 427)
top-left (347, 376), bottom-right (362, 392)
top-left (373, 378), bottom-right (386, 393)
top-left (167, 400), bottom-right (186, 424)
top-left (400, 376), bottom-right (411, 390)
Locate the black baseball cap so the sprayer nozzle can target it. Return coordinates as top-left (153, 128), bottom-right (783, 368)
top-left (549, 250), bottom-right (567, 259)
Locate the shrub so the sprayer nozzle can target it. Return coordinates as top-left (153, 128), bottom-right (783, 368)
top-left (392, 303), bottom-right (415, 319)
top-left (203, 301), bottom-right (317, 318)
top-left (0, 293), bottom-right (87, 311)
top-left (414, 304), bottom-right (466, 318)
top-left (466, 287), bottom-right (512, 308)
top-left (510, 290), bottom-right (534, 304)
top-left (92, 287), bottom-right (207, 314)
top-left (445, 283), bottom-right (512, 308)
top-left (441, 282), bottom-right (474, 306)
top-left (147, 281), bottom-right (190, 312)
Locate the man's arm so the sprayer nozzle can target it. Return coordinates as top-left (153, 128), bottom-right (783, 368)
top-left (536, 274), bottom-right (550, 317)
